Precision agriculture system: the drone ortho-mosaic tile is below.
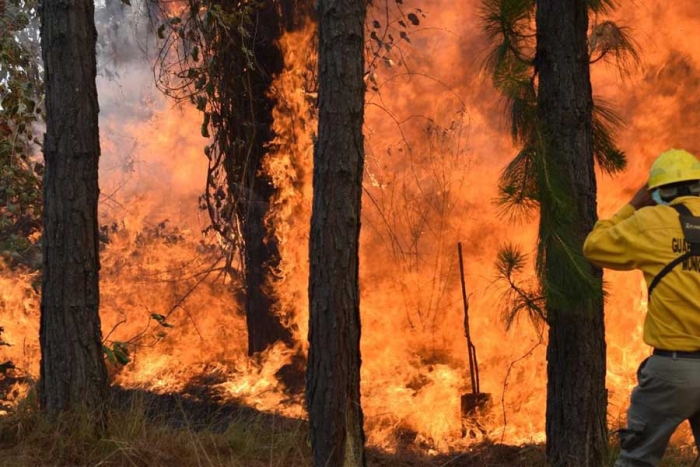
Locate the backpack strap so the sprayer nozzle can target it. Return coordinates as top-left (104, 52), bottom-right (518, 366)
top-left (672, 203), bottom-right (693, 216)
top-left (648, 204), bottom-right (696, 298)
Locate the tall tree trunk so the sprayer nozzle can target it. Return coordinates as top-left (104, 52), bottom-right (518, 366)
top-left (39, 0), bottom-right (109, 425)
top-left (217, 0), bottom-right (292, 356)
top-left (239, 0), bottom-right (315, 356)
top-left (200, 0), bottom-right (315, 357)
top-left (537, 1), bottom-right (607, 465)
top-left (306, 0), bottom-right (366, 465)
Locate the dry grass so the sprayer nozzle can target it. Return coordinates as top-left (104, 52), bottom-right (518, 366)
top-left (0, 390), bottom-right (697, 466)
top-left (0, 390), bottom-right (310, 466)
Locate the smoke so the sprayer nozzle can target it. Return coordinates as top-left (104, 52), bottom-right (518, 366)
top-left (3, 0), bottom-right (700, 451)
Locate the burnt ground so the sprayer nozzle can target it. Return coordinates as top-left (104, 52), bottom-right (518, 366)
top-left (110, 384), bottom-right (546, 467)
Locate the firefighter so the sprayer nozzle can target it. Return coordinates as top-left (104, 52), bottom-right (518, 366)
top-left (583, 148), bottom-right (700, 466)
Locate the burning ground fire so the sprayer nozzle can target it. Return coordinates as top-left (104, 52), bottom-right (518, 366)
top-left (2, 0), bottom-right (700, 454)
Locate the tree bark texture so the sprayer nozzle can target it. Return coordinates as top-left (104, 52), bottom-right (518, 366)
top-left (218, 0), bottom-right (292, 356)
top-left (238, 0), bottom-right (316, 356)
top-left (306, 0), bottom-right (366, 465)
top-left (536, 1), bottom-right (607, 465)
top-left (39, 0), bottom-right (110, 422)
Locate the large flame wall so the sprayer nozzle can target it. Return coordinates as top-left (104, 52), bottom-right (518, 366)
top-left (2, 0), bottom-right (700, 453)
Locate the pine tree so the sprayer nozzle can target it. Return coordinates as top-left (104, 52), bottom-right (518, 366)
top-left (306, 0), bottom-right (367, 464)
top-left (39, 0), bottom-right (110, 428)
top-left (482, 0), bottom-right (637, 464)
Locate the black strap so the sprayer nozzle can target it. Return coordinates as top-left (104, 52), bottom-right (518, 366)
top-left (648, 204), bottom-right (695, 297)
top-left (648, 254), bottom-right (691, 297)
top-left (673, 203), bottom-right (693, 216)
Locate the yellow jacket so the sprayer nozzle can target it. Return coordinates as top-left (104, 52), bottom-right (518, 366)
top-left (583, 196), bottom-right (700, 351)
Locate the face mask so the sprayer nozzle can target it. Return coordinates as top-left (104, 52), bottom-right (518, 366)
top-left (652, 190), bottom-right (669, 206)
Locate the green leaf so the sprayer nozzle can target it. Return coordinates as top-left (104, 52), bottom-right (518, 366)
top-left (103, 345), bottom-right (116, 365)
top-left (151, 313), bottom-right (174, 328)
top-left (104, 342), bottom-right (130, 366)
top-left (113, 342), bottom-right (130, 365)
top-left (115, 351), bottom-right (129, 365)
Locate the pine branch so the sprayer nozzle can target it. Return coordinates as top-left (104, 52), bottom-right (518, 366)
top-left (589, 20), bottom-right (640, 74)
top-left (482, 0), bottom-right (621, 319)
top-left (496, 146), bottom-right (540, 219)
top-left (592, 98), bottom-right (627, 174)
top-left (480, 0), bottom-right (536, 70)
top-left (588, 0), bottom-right (617, 14)
top-left (536, 228), bottom-right (604, 315)
top-left (495, 244), bottom-right (546, 331)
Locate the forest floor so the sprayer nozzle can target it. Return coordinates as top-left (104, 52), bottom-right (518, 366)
top-left (0, 384), bottom-right (696, 466)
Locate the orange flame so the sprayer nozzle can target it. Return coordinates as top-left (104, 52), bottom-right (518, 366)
top-left (2, 0), bottom-right (700, 453)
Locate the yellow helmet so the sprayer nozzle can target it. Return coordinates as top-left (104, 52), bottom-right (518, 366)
top-left (648, 149), bottom-right (700, 190)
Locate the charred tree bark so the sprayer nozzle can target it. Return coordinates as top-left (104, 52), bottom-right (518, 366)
top-left (232, 0), bottom-right (314, 356)
top-left (216, 0), bottom-right (291, 356)
top-left (241, 201), bottom-right (289, 357)
top-left (217, 0), bottom-right (310, 356)
top-left (536, 1), bottom-right (607, 465)
top-left (39, 0), bottom-right (109, 425)
top-left (306, 0), bottom-right (366, 465)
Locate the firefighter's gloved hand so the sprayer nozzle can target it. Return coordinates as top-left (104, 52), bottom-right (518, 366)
top-left (630, 183), bottom-right (655, 209)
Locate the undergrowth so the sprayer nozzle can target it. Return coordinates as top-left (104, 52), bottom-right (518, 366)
top-left (0, 389), bottom-right (309, 466)
top-left (0, 389), bottom-right (697, 466)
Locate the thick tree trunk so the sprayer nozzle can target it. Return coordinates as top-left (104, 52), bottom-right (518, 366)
top-left (536, 1), bottom-right (607, 465)
top-left (241, 184), bottom-right (291, 356)
top-left (39, 0), bottom-right (109, 424)
top-left (306, 0), bottom-right (366, 465)
top-left (235, 0), bottom-right (315, 356)
top-left (219, 0), bottom-right (292, 356)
